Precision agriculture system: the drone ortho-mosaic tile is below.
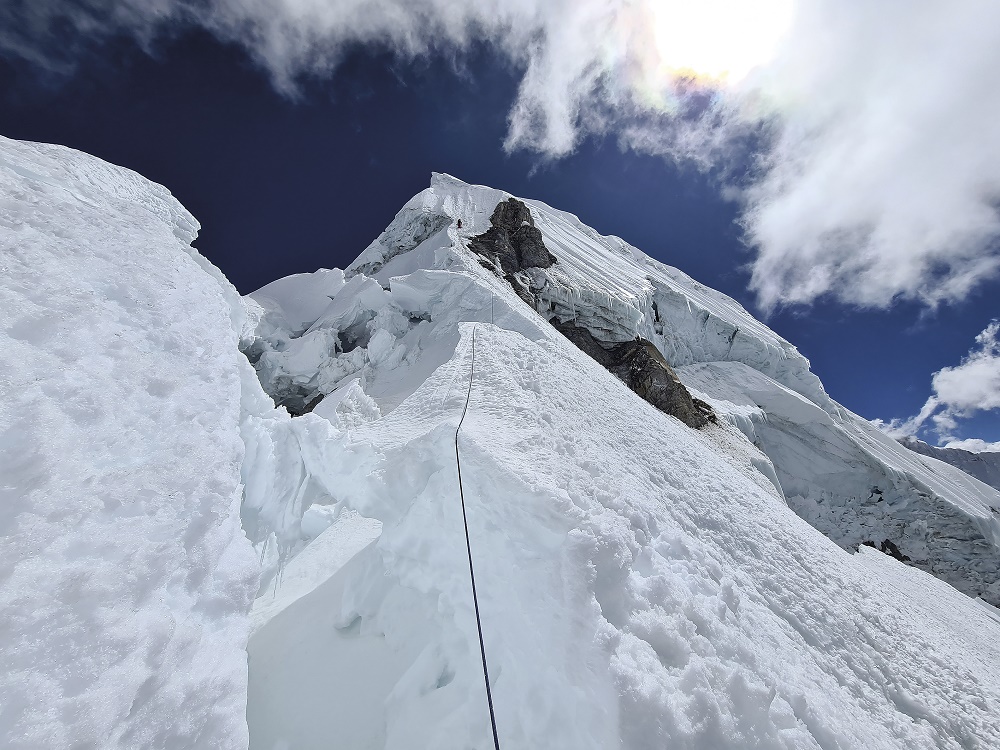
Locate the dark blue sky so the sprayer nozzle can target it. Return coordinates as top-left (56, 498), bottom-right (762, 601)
top-left (2, 30), bottom-right (997, 443)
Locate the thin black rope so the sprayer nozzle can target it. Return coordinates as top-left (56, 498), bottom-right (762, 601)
top-left (455, 326), bottom-right (502, 750)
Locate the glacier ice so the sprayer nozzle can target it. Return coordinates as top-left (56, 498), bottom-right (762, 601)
top-left (3, 143), bottom-right (1000, 750)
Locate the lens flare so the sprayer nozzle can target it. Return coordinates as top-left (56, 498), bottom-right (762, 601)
top-left (649, 0), bottom-right (794, 85)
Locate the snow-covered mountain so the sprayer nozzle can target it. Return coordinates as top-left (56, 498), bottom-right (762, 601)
top-left (899, 437), bottom-right (1000, 492)
top-left (3, 138), bottom-right (1000, 749)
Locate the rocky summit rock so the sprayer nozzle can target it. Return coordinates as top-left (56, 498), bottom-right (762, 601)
top-left (607, 340), bottom-right (714, 430)
top-left (552, 319), bottom-right (714, 429)
top-left (469, 198), bottom-right (556, 274)
top-left (861, 539), bottom-right (912, 562)
top-left (551, 318), bottom-right (612, 365)
top-left (471, 200), bottom-right (708, 430)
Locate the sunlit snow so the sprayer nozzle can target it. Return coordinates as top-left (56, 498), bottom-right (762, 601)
top-left (2, 138), bottom-right (1000, 749)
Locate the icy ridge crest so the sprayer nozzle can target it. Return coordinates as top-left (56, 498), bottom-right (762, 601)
top-left (241, 173), bottom-right (1000, 610)
top-left (236, 172), bottom-right (1000, 749)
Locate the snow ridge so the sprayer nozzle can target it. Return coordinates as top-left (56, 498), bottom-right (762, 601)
top-left (900, 437), bottom-right (1000, 492)
top-left (238, 173), bottom-right (1000, 748)
top-left (331, 173), bottom-right (1000, 603)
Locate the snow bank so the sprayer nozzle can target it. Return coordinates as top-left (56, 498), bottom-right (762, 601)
top-left (0, 137), bottom-right (259, 748)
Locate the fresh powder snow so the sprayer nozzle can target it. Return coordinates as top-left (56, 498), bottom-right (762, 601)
top-left (3, 142), bottom-right (1000, 749)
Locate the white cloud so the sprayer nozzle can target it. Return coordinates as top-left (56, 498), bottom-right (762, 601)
top-left (876, 321), bottom-right (1000, 445)
top-left (932, 322), bottom-right (1000, 412)
top-left (5, 1), bottom-right (1000, 310)
top-left (872, 397), bottom-right (940, 441)
top-left (1, 0), bottom-right (636, 157)
top-left (739, 1), bottom-right (1000, 310)
top-left (944, 438), bottom-right (1000, 454)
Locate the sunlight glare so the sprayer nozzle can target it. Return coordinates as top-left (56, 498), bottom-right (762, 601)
top-left (649, 0), bottom-right (794, 84)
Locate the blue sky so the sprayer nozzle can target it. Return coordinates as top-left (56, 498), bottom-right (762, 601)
top-left (2, 19), bottom-right (997, 447)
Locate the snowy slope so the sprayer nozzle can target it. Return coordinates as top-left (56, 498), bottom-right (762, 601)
top-left (6, 140), bottom-right (1000, 750)
top-left (679, 361), bottom-right (1000, 604)
top-left (269, 173), bottom-right (1000, 604)
top-left (350, 173), bottom-right (829, 407)
top-left (900, 437), bottom-right (1000, 492)
top-left (0, 137), bottom-right (259, 748)
top-left (240, 174), bottom-right (1000, 748)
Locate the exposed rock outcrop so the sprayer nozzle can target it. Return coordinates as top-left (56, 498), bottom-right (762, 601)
top-left (861, 539), bottom-right (912, 563)
top-left (553, 319), bottom-right (714, 429)
top-left (469, 198), bottom-right (556, 274)
top-left (466, 200), bottom-right (711, 430)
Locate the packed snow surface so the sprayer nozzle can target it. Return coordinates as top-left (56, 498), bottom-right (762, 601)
top-left (0, 136), bottom-right (258, 748)
top-left (679, 361), bottom-right (1000, 604)
top-left (5, 145), bottom-right (1000, 750)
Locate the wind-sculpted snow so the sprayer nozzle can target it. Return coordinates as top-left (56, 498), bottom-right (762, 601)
top-left (900, 438), bottom-right (1000, 492)
top-left (249, 267), bottom-right (347, 334)
top-left (512, 186), bottom-right (828, 403)
top-left (0, 137), bottom-right (258, 748)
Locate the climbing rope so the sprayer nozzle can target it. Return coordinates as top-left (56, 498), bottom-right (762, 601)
top-left (455, 325), bottom-right (502, 750)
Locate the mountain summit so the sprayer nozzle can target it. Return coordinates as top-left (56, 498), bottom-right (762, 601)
top-left (3, 142), bottom-right (1000, 749)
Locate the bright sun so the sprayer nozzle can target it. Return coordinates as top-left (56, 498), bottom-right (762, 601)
top-left (649, 0), bottom-right (794, 84)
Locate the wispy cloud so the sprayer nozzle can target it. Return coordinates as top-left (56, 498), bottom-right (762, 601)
top-left (739, 1), bottom-right (1000, 311)
top-left (4, 0), bottom-right (1000, 311)
top-left (875, 321), bottom-right (1000, 447)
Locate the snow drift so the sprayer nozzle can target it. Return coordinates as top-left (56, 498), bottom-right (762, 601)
top-left (3, 142), bottom-right (1000, 749)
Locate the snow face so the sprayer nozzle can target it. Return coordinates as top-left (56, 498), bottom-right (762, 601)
top-left (679, 361), bottom-right (1000, 605)
top-left (0, 137), bottom-right (258, 748)
top-left (900, 437), bottom-right (1000, 492)
top-left (238, 173), bottom-right (1000, 748)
